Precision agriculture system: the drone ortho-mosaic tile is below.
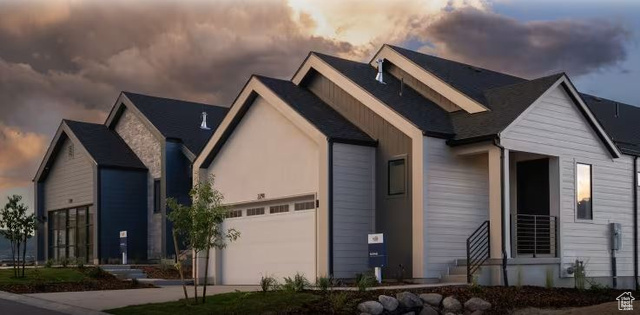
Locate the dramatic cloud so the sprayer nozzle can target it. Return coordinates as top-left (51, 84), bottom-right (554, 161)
top-left (420, 8), bottom-right (631, 78)
top-left (0, 124), bottom-right (47, 189)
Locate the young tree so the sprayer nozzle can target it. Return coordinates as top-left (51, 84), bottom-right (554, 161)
top-left (167, 176), bottom-right (239, 305)
top-left (166, 197), bottom-right (192, 305)
top-left (0, 195), bottom-right (34, 278)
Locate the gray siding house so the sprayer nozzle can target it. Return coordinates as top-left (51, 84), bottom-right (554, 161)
top-left (195, 45), bottom-right (640, 290)
top-left (35, 92), bottom-right (228, 263)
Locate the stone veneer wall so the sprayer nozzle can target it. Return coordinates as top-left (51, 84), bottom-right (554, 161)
top-left (114, 108), bottom-right (163, 260)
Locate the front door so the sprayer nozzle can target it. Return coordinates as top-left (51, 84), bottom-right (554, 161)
top-left (516, 159), bottom-right (551, 256)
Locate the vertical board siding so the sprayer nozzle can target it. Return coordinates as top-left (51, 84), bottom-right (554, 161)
top-left (99, 168), bottom-right (148, 262)
top-left (424, 138), bottom-right (489, 277)
top-left (306, 73), bottom-right (414, 277)
top-left (44, 137), bottom-right (94, 211)
top-left (114, 108), bottom-right (162, 259)
top-left (332, 143), bottom-right (375, 278)
top-left (165, 141), bottom-right (192, 257)
top-left (502, 85), bottom-right (635, 277)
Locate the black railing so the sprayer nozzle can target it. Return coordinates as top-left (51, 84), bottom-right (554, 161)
top-left (514, 214), bottom-right (557, 257)
top-left (466, 220), bottom-right (490, 283)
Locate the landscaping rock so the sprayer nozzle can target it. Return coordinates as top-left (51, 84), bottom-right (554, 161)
top-left (358, 301), bottom-right (384, 315)
top-left (378, 295), bottom-right (399, 311)
top-left (396, 291), bottom-right (424, 308)
top-left (464, 297), bottom-right (491, 311)
top-left (419, 293), bottom-right (443, 307)
top-left (442, 296), bottom-right (462, 312)
top-left (419, 305), bottom-right (439, 315)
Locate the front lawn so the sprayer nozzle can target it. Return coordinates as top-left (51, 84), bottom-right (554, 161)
top-left (107, 291), bottom-right (323, 315)
top-left (0, 267), bottom-right (88, 285)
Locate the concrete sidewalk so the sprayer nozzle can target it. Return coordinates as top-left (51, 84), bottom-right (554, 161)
top-left (0, 290), bottom-right (107, 315)
top-left (26, 285), bottom-right (260, 311)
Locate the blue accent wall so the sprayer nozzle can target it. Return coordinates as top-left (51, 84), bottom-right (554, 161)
top-left (99, 168), bottom-right (148, 262)
top-left (165, 141), bottom-right (192, 257)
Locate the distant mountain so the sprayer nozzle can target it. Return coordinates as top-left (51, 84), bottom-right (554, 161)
top-left (0, 231), bottom-right (35, 261)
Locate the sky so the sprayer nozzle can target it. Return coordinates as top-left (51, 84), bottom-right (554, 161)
top-left (0, 0), bottom-right (639, 213)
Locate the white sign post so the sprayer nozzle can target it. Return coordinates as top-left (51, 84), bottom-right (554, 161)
top-left (120, 231), bottom-right (128, 265)
top-left (368, 233), bottom-right (385, 283)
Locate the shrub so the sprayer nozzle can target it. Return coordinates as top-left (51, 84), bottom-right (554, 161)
top-left (87, 266), bottom-right (109, 279)
top-left (282, 272), bottom-right (310, 292)
top-left (76, 258), bottom-right (85, 270)
top-left (60, 257), bottom-right (69, 268)
top-left (573, 260), bottom-right (587, 290)
top-left (260, 275), bottom-right (278, 293)
top-left (316, 275), bottom-right (333, 292)
top-left (32, 268), bottom-right (45, 291)
top-left (328, 291), bottom-right (350, 314)
top-left (470, 273), bottom-right (482, 294)
top-left (355, 271), bottom-right (377, 292)
top-left (586, 278), bottom-right (608, 293)
top-left (395, 264), bottom-right (405, 283)
top-left (44, 259), bottom-right (54, 268)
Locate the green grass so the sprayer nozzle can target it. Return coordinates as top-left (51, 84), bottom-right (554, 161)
top-left (106, 291), bottom-right (323, 315)
top-left (0, 267), bottom-right (88, 284)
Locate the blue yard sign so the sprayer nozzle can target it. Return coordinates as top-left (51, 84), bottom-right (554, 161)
top-left (368, 233), bottom-right (386, 268)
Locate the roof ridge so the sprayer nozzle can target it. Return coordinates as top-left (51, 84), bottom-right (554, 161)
top-left (122, 91), bottom-right (227, 109)
top-left (484, 72), bottom-right (564, 94)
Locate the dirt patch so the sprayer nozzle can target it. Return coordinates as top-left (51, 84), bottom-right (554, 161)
top-left (136, 265), bottom-right (192, 279)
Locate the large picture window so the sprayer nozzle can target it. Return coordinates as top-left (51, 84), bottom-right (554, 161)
top-left (48, 206), bottom-right (93, 263)
top-left (388, 158), bottom-right (406, 195)
top-left (576, 163), bottom-right (592, 220)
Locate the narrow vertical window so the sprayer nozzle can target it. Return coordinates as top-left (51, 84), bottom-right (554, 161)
top-left (388, 158), bottom-right (406, 195)
top-left (576, 163), bottom-right (592, 220)
top-left (154, 179), bottom-right (161, 213)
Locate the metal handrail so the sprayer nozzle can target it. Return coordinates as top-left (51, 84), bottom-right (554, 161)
top-left (514, 214), bottom-right (557, 257)
top-left (466, 220), bottom-right (490, 283)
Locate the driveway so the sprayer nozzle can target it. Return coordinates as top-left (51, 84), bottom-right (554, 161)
top-left (26, 285), bottom-right (260, 311)
top-left (0, 290), bottom-right (106, 315)
top-left (0, 298), bottom-right (68, 315)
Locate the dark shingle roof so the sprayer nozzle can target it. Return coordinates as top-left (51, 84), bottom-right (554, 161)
top-left (388, 45), bottom-right (526, 107)
top-left (256, 75), bottom-right (376, 146)
top-left (450, 73), bottom-right (564, 142)
top-left (582, 94), bottom-right (640, 155)
top-left (123, 92), bottom-right (228, 154)
top-left (64, 120), bottom-right (146, 169)
top-left (313, 52), bottom-right (454, 137)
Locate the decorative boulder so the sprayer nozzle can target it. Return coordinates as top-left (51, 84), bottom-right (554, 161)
top-left (357, 301), bottom-right (384, 315)
top-left (464, 297), bottom-right (491, 312)
top-left (442, 296), bottom-right (462, 312)
top-left (419, 293), bottom-right (443, 307)
top-left (396, 291), bottom-right (424, 308)
top-left (419, 305), bottom-right (439, 315)
top-left (378, 295), bottom-right (399, 311)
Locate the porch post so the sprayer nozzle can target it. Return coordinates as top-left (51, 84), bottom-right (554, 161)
top-left (503, 149), bottom-right (512, 259)
top-left (488, 147), bottom-right (503, 259)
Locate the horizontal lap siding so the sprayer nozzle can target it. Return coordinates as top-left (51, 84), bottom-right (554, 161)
top-left (332, 143), bottom-right (375, 278)
top-left (502, 85), bottom-right (635, 277)
top-left (424, 138), bottom-right (489, 278)
top-left (44, 137), bottom-right (94, 211)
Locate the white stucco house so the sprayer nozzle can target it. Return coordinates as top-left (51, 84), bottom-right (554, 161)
top-left (193, 45), bottom-right (640, 290)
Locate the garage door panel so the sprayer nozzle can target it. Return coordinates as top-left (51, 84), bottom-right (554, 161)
top-left (220, 209), bottom-right (316, 285)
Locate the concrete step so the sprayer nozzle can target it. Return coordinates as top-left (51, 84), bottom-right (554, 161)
top-left (101, 265), bottom-right (131, 270)
top-left (441, 274), bottom-right (468, 284)
top-left (105, 268), bottom-right (143, 273)
top-left (137, 278), bottom-right (194, 286)
top-left (447, 265), bottom-right (467, 275)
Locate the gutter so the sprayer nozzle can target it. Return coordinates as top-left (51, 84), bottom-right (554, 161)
top-left (493, 137), bottom-right (510, 287)
top-left (635, 156), bottom-right (639, 291)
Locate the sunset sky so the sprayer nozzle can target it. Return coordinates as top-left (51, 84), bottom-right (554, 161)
top-left (0, 0), bottom-right (639, 212)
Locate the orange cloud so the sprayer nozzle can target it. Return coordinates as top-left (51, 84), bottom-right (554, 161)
top-left (0, 124), bottom-right (48, 189)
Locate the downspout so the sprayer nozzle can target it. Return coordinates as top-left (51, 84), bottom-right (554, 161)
top-left (328, 141), bottom-right (334, 277)
top-left (634, 156), bottom-right (638, 291)
top-left (493, 138), bottom-right (510, 287)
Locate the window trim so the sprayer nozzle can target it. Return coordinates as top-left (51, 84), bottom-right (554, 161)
top-left (575, 162), bottom-right (593, 221)
top-left (387, 157), bottom-right (407, 196)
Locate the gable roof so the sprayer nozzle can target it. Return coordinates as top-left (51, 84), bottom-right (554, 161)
top-left (311, 52), bottom-right (454, 137)
top-left (34, 120), bottom-right (146, 182)
top-left (121, 92), bottom-right (229, 155)
top-left (256, 76), bottom-right (376, 146)
top-left (582, 94), bottom-right (640, 155)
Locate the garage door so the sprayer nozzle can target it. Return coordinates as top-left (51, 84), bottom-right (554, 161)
top-left (220, 198), bottom-right (316, 285)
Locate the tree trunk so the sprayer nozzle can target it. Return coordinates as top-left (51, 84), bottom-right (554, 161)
top-left (202, 244), bottom-right (211, 303)
top-left (172, 230), bottom-right (190, 305)
top-left (22, 234), bottom-right (27, 277)
top-left (10, 240), bottom-right (16, 278)
top-left (15, 240), bottom-right (21, 278)
top-left (193, 250), bottom-right (199, 305)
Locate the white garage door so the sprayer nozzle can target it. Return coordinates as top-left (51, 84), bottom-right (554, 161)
top-left (220, 198), bottom-right (316, 285)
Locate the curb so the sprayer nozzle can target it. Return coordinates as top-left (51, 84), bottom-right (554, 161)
top-left (0, 290), bottom-right (109, 315)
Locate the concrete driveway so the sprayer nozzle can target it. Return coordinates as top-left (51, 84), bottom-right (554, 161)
top-left (26, 285), bottom-right (259, 311)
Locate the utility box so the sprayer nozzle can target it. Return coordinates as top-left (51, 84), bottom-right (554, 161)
top-left (610, 223), bottom-right (622, 251)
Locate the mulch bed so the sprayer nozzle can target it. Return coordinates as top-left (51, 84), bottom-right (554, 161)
top-left (135, 265), bottom-right (192, 279)
top-left (303, 285), bottom-right (635, 315)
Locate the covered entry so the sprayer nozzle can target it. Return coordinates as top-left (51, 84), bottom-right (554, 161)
top-left (218, 195), bottom-right (317, 285)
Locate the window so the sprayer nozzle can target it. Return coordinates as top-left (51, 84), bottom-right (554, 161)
top-left (67, 144), bottom-right (74, 160)
top-left (153, 179), bottom-right (161, 213)
top-left (576, 163), bottom-right (592, 220)
top-left (388, 158), bottom-right (406, 195)
top-left (246, 207), bottom-right (265, 216)
top-left (295, 201), bottom-right (315, 211)
top-left (48, 206), bottom-right (92, 263)
top-left (270, 204), bottom-right (289, 214)
top-left (226, 209), bottom-right (242, 218)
